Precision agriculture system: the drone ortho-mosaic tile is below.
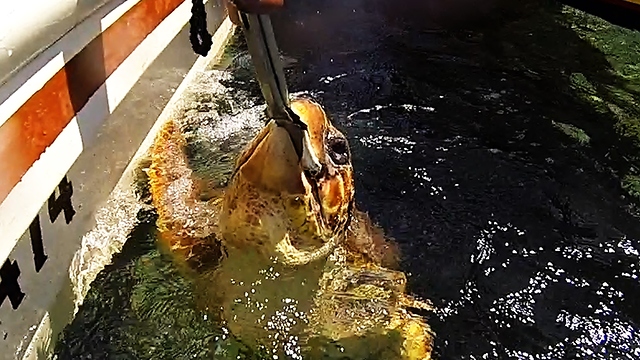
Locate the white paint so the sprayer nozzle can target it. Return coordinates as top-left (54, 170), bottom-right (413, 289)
top-left (100, 0), bottom-right (141, 32)
top-left (0, 118), bottom-right (84, 266)
top-left (77, 0), bottom-right (197, 144)
top-left (20, 312), bottom-right (51, 360)
top-left (103, 0), bottom-right (194, 115)
top-left (0, 0), bottom-right (141, 129)
top-left (0, 0), bottom-right (206, 267)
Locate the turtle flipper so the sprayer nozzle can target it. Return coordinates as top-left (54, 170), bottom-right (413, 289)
top-left (148, 120), bottom-right (222, 252)
top-left (389, 312), bottom-right (434, 360)
top-left (345, 210), bottom-right (401, 268)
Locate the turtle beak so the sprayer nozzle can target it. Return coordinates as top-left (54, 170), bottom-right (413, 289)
top-left (234, 120), bottom-right (323, 195)
top-left (274, 119), bottom-right (322, 177)
top-left (233, 121), bottom-right (302, 194)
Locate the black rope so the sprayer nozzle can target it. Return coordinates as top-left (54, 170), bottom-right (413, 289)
top-left (189, 0), bottom-right (213, 56)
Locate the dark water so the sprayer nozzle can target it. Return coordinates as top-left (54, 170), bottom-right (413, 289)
top-left (55, 1), bottom-right (640, 359)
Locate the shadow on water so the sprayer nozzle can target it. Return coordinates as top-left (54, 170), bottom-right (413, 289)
top-left (55, 0), bottom-right (640, 359)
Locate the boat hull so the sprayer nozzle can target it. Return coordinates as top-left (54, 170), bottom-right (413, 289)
top-left (0, 1), bottom-right (234, 358)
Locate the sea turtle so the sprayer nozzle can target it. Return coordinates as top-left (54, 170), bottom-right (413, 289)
top-left (147, 97), bottom-right (434, 359)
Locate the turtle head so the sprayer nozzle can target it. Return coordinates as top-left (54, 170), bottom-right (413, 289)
top-left (220, 98), bottom-right (355, 265)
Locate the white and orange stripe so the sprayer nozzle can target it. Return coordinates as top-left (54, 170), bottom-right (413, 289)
top-left (0, 0), bottom-right (207, 266)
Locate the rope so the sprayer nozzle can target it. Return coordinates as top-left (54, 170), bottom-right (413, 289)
top-left (189, 0), bottom-right (213, 56)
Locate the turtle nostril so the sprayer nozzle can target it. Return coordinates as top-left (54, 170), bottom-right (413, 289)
top-left (304, 153), bottom-right (329, 180)
top-left (305, 164), bottom-right (323, 179)
top-left (304, 156), bottom-right (322, 176)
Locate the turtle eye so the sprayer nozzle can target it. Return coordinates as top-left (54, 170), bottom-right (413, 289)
top-left (326, 134), bottom-right (350, 166)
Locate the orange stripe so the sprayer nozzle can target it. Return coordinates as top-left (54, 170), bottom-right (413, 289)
top-left (0, 0), bottom-right (185, 204)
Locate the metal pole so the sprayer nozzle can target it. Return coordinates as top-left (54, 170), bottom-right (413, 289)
top-left (238, 12), bottom-right (290, 120)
